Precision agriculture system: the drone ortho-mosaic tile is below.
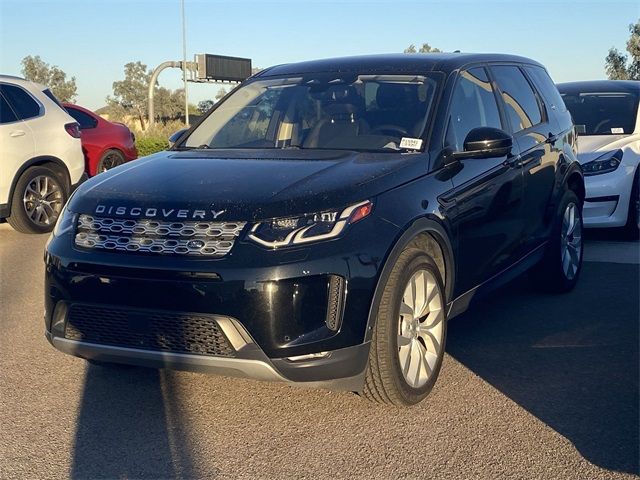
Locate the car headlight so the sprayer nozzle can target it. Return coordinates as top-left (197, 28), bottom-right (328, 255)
top-left (247, 200), bottom-right (373, 248)
top-left (52, 202), bottom-right (77, 237)
top-left (582, 149), bottom-right (623, 176)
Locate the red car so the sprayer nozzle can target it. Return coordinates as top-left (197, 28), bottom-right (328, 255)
top-left (62, 103), bottom-right (138, 176)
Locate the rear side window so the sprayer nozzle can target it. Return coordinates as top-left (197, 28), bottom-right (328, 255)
top-left (43, 88), bottom-right (63, 108)
top-left (445, 67), bottom-right (502, 151)
top-left (0, 84), bottom-right (41, 120)
top-left (0, 93), bottom-right (18, 124)
top-left (66, 107), bottom-right (98, 129)
top-left (491, 65), bottom-right (543, 133)
top-left (525, 66), bottom-right (567, 113)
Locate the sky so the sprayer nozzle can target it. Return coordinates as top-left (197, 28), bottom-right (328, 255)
top-left (1, 0), bottom-right (638, 110)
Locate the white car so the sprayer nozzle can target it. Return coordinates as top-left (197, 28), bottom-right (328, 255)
top-left (0, 75), bottom-right (86, 233)
top-left (558, 80), bottom-right (639, 238)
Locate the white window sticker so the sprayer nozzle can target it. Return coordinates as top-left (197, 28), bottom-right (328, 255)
top-left (399, 137), bottom-right (423, 150)
top-left (611, 127), bottom-right (624, 134)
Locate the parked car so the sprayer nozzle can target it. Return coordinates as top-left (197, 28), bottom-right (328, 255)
top-left (62, 103), bottom-right (137, 176)
top-left (0, 75), bottom-right (86, 234)
top-left (45, 54), bottom-right (584, 406)
top-left (557, 81), bottom-right (639, 238)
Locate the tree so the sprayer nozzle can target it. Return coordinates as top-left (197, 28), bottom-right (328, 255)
top-left (197, 100), bottom-right (215, 114)
top-left (106, 61), bottom-right (152, 129)
top-left (605, 19), bottom-right (639, 80)
top-left (404, 43), bottom-right (441, 54)
top-left (107, 61), bottom-right (198, 128)
top-left (20, 55), bottom-right (77, 102)
top-left (155, 87), bottom-right (185, 120)
top-left (215, 88), bottom-right (228, 102)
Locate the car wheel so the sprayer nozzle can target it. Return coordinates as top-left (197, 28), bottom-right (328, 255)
top-left (7, 166), bottom-right (67, 234)
top-left (363, 247), bottom-right (447, 406)
top-left (532, 190), bottom-right (583, 292)
top-left (624, 168), bottom-right (639, 240)
top-left (97, 149), bottom-right (125, 174)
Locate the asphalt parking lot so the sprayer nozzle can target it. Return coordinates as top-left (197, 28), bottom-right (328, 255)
top-left (0, 224), bottom-right (637, 479)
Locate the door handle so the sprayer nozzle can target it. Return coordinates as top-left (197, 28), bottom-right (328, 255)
top-left (10, 130), bottom-right (26, 137)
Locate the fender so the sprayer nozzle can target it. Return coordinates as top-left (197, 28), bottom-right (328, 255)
top-left (561, 160), bottom-right (585, 201)
top-left (537, 145), bottom-right (584, 232)
top-left (6, 155), bottom-right (71, 215)
top-left (363, 216), bottom-right (455, 343)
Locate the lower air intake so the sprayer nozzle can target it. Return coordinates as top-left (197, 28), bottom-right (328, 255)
top-left (64, 304), bottom-right (235, 357)
top-left (325, 275), bottom-right (345, 331)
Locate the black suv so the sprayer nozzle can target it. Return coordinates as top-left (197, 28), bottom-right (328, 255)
top-left (45, 54), bottom-right (584, 406)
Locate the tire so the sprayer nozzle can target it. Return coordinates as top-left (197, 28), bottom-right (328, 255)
top-left (531, 189), bottom-right (583, 293)
top-left (7, 166), bottom-right (68, 234)
top-left (624, 169), bottom-right (639, 240)
top-left (363, 247), bottom-right (447, 406)
top-left (96, 149), bottom-right (125, 174)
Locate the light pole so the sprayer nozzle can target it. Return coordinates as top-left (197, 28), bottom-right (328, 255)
top-left (181, 0), bottom-right (189, 125)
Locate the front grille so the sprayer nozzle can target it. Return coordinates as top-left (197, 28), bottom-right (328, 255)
top-left (74, 215), bottom-right (246, 257)
top-left (64, 304), bottom-right (235, 357)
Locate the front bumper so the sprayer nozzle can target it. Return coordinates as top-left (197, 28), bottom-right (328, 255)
top-left (45, 328), bottom-right (370, 391)
top-left (44, 213), bottom-right (399, 388)
top-left (583, 165), bottom-right (635, 228)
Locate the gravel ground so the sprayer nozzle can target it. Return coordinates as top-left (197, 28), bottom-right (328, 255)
top-left (0, 224), bottom-right (637, 479)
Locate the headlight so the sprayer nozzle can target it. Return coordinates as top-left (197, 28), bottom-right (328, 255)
top-left (248, 200), bottom-right (373, 248)
top-left (582, 149), bottom-right (623, 176)
top-left (52, 202), bottom-right (77, 237)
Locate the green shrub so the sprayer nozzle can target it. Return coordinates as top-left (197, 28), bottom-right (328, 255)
top-left (136, 137), bottom-right (169, 157)
top-left (133, 120), bottom-right (187, 157)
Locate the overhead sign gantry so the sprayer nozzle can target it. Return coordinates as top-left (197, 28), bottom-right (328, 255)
top-left (148, 54), bottom-right (252, 126)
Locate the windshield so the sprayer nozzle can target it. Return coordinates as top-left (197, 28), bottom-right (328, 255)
top-left (183, 73), bottom-right (440, 152)
top-left (560, 91), bottom-right (639, 135)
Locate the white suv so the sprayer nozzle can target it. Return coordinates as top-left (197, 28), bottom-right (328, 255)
top-left (0, 75), bottom-right (86, 233)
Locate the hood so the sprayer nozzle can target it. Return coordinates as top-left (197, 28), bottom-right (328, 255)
top-left (576, 134), bottom-right (636, 164)
top-left (69, 149), bottom-right (428, 221)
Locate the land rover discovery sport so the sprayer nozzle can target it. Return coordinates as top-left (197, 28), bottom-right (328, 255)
top-left (45, 54), bottom-right (584, 406)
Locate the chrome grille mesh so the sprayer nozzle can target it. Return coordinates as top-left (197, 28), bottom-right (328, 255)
top-left (74, 214), bottom-right (245, 257)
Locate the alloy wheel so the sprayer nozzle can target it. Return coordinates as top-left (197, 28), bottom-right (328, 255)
top-left (397, 269), bottom-right (445, 389)
top-left (560, 202), bottom-right (582, 280)
top-left (22, 175), bottom-right (63, 227)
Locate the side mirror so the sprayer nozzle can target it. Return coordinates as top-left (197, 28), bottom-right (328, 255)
top-left (168, 128), bottom-right (189, 148)
top-left (453, 127), bottom-right (513, 159)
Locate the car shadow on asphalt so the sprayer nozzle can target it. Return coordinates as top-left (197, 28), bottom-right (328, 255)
top-left (71, 366), bottom-right (198, 479)
top-left (446, 261), bottom-right (639, 475)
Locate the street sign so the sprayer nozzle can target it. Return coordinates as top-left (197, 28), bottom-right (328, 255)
top-left (195, 54), bottom-right (252, 82)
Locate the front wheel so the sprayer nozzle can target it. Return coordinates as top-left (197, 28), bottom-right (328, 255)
top-left (7, 166), bottom-right (67, 234)
top-left (363, 247), bottom-right (447, 406)
top-left (531, 190), bottom-right (583, 292)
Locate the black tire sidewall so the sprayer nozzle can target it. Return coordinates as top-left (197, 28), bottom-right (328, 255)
top-left (545, 190), bottom-right (584, 291)
top-left (380, 250), bottom-right (447, 404)
top-left (8, 166), bottom-right (68, 234)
